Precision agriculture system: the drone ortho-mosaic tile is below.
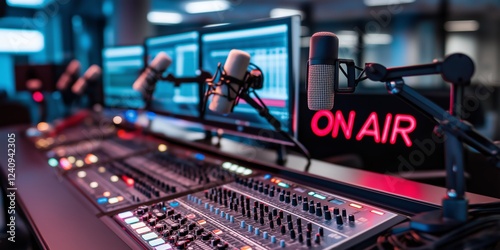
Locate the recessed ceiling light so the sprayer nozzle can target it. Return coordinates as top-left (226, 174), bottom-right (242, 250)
top-left (444, 20), bottom-right (479, 32)
top-left (147, 11), bottom-right (183, 25)
top-left (185, 1), bottom-right (230, 14)
top-left (270, 8), bottom-right (304, 20)
top-left (364, 0), bottom-right (415, 7)
top-left (7, 0), bottom-right (45, 8)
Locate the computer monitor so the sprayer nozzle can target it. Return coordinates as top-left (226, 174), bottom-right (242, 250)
top-left (102, 45), bottom-right (145, 109)
top-left (200, 16), bottom-right (301, 145)
top-left (145, 31), bottom-right (201, 120)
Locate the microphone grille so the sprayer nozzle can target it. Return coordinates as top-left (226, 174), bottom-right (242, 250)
top-left (312, 31), bottom-right (337, 38)
top-left (307, 64), bottom-right (335, 110)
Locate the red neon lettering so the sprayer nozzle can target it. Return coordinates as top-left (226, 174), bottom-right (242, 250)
top-left (332, 111), bottom-right (355, 139)
top-left (311, 110), bottom-right (334, 137)
top-left (355, 112), bottom-right (381, 143)
top-left (390, 114), bottom-right (417, 147)
top-left (381, 113), bottom-right (393, 143)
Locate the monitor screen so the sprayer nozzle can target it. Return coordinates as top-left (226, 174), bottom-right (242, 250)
top-left (102, 45), bottom-right (145, 109)
top-left (145, 31), bottom-right (200, 119)
top-left (200, 16), bottom-right (301, 144)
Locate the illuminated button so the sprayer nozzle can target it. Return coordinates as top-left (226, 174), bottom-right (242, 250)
top-left (169, 201), bottom-right (180, 207)
top-left (278, 182), bottom-right (289, 188)
top-left (349, 203), bottom-right (363, 209)
top-left (75, 160), bottom-right (84, 167)
top-left (198, 220), bottom-right (207, 225)
top-left (149, 238), bottom-right (165, 247)
top-left (98, 166), bottom-right (106, 173)
top-left (97, 197), bottom-right (108, 204)
top-left (213, 229), bottom-right (223, 235)
top-left (329, 198), bottom-right (345, 205)
top-left (155, 245), bottom-right (172, 250)
top-left (110, 175), bottom-right (119, 182)
top-left (243, 169), bottom-right (252, 175)
top-left (124, 217), bottom-right (139, 224)
top-left (48, 158), bottom-right (59, 167)
top-left (263, 174), bottom-right (271, 180)
top-left (118, 211), bottom-right (133, 219)
top-left (222, 162), bottom-right (232, 169)
top-left (108, 197), bottom-right (119, 204)
top-left (370, 210), bottom-right (384, 215)
top-left (130, 222), bottom-right (146, 229)
top-left (103, 191), bottom-right (111, 197)
top-left (241, 246), bottom-right (252, 250)
top-left (158, 144), bottom-right (167, 152)
top-left (141, 232), bottom-right (158, 241)
top-left (136, 227), bottom-right (151, 234)
top-left (67, 156), bottom-right (76, 164)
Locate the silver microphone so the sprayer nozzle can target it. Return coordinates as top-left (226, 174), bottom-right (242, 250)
top-left (209, 49), bottom-right (250, 114)
top-left (307, 32), bottom-right (339, 110)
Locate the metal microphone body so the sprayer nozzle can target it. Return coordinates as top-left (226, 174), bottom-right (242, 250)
top-left (307, 32), bottom-right (339, 110)
top-left (72, 65), bottom-right (102, 95)
top-left (209, 49), bottom-right (250, 114)
top-left (133, 52), bottom-right (172, 95)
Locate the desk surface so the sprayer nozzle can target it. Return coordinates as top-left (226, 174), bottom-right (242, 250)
top-left (0, 125), bottom-right (497, 250)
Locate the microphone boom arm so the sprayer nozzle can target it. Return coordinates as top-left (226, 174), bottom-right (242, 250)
top-left (357, 53), bottom-right (500, 232)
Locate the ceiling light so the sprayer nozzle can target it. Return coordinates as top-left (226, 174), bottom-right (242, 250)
top-left (0, 29), bottom-right (44, 53)
top-left (364, 0), bottom-right (415, 7)
top-left (7, 0), bottom-right (46, 8)
top-left (444, 20), bottom-right (479, 32)
top-left (270, 8), bottom-right (304, 20)
top-left (185, 1), bottom-right (230, 14)
top-left (147, 11), bottom-right (183, 25)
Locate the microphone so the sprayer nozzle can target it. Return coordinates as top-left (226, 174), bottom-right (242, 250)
top-left (133, 52), bottom-right (172, 95)
top-left (307, 32), bottom-right (339, 110)
top-left (57, 60), bottom-right (81, 91)
top-left (209, 49), bottom-right (250, 114)
top-left (72, 65), bottom-right (102, 95)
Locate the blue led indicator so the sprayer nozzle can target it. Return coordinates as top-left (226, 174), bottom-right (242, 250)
top-left (124, 110), bottom-right (138, 123)
top-left (194, 153), bottom-right (205, 161)
top-left (329, 199), bottom-right (345, 205)
top-left (169, 201), bottom-right (180, 207)
top-left (263, 174), bottom-right (272, 180)
top-left (97, 197), bottom-right (108, 204)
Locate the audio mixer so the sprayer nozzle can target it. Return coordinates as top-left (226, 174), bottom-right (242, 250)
top-left (46, 135), bottom-right (159, 170)
top-left (65, 144), bottom-right (257, 212)
top-left (114, 174), bottom-right (405, 249)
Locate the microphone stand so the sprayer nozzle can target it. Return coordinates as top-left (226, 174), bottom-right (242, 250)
top-left (204, 63), bottom-right (312, 171)
top-left (156, 71), bottom-right (216, 145)
top-left (340, 53), bottom-right (500, 233)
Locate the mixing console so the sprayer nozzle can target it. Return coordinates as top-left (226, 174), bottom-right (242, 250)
top-left (115, 174), bottom-right (404, 249)
top-left (47, 136), bottom-right (158, 170)
top-left (65, 146), bottom-right (257, 212)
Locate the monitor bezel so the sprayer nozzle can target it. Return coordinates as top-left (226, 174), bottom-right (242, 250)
top-left (101, 44), bottom-right (146, 110)
top-left (143, 30), bottom-right (204, 124)
top-left (199, 16), bottom-right (301, 146)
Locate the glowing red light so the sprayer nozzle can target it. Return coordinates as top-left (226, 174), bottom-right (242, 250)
top-left (121, 175), bottom-right (135, 187)
top-left (390, 114), bottom-right (416, 147)
top-left (32, 91), bottom-right (44, 103)
top-left (310, 110), bottom-right (417, 147)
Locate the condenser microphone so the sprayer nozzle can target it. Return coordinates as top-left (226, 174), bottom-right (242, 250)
top-left (133, 52), bottom-right (172, 95)
top-left (307, 32), bottom-right (339, 110)
top-left (72, 65), bottom-right (102, 95)
top-left (209, 49), bottom-right (250, 114)
top-left (57, 59), bottom-right (81, 91)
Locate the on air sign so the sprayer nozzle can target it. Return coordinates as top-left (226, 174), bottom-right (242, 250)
top-left (310, 110), bottom-right (417, 147)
